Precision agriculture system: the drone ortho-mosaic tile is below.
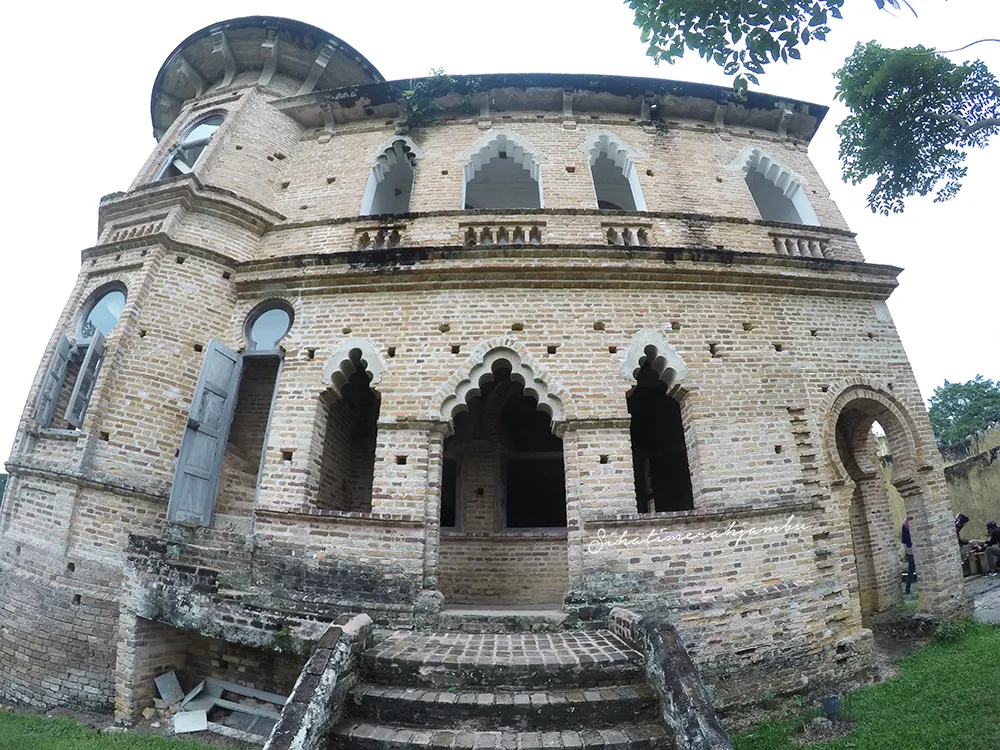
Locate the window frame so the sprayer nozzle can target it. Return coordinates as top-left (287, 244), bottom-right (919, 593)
top-left (76, 283), bottom-right (127, 346)
top-left (154, 112), bottom-right (226, 182)
top-left (243, 299), bottom-right (295, 353)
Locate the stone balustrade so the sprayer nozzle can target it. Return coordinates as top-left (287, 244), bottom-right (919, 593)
top-left (772, 233), bottom-right (828, 259)
top-left (460, 222), bottom-right (543, 247)
top-left (354, 224), bottom-right (404, 250)
top-left (604, 223), bottom-right (652, 247)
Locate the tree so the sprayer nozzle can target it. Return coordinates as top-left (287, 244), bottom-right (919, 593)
top-left (0, 474), bottom-right (6, 504)
top-left (627, 0), bottom-right (1000, 213)
top-left (928, 375), bottom-right (1000, 446)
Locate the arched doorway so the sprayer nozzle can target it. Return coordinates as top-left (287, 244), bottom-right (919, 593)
top-left (437, 352), bottom-right (568, 608)
top-left (829, 386), bottom-right (964, 618)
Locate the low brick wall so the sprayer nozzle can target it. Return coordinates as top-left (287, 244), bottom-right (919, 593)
top-left (610, 607), bottom-right (732, 750)
top-left (438, 533), bottom-right (568, 605)
top-left (263, 613), bottom-right (373, 750)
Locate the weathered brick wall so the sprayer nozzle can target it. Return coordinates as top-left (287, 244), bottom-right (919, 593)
top-left (0, 60), bottom-right (965, 714)
top-left (439, 534), bottom-right (570, 605)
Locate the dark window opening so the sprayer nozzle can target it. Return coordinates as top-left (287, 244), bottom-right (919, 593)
top-left (317, 368), bottom-right (380, 513)
top-left (441, 457), bottom-right (458, 528)
top-left (505, 456), bottom-right (566, 527)
top-left (629, 362), bottom-right (694, 513)
top-left (440, 361), bottom-right (565, 531)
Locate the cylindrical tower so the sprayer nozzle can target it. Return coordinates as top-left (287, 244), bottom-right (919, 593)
top-left (0, 14), bottom-right (965, 720)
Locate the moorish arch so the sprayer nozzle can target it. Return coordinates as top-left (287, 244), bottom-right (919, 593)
top-left (620, 330), bottom-right (695, 512)
top-left (314, 338), bottom-right (389, 513)
top-left (822, 381), bottom-right (964, 617)
top-left (322, 337), bottom-right (389, 397)
top-left (580, 131), bottom-right (647, 211)
top-left (360, 138), bottom-right (420, 216)
top-left (737, 146), bottom-right (820, 226)
top-left (434, 338), bottom-right (572, 606)
top-left (438, 338), bottom-right (567, 427)
top-left (461, 131), bottom-right (544, 210)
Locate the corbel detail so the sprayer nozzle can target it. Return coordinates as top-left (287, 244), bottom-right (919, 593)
top-left (172, 55), bottom-right (205, 98)
top-left (259, 28), bottom-right (279, 87)
top-left (297, 42), bottom-right (337, 96)
top-left (211, 30), bottom-right (237, 89)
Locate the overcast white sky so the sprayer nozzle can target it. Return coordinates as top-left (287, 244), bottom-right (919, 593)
top-left (1, 0), bottom-right (998, 461)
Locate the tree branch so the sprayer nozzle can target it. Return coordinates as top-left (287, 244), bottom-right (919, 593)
top-left (927, 111), bottom-right (1000, 135)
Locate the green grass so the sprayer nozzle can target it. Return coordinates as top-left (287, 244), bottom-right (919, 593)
top-left (0, 712), bottom-right (221, 750)
top-left (733, 621), bottom-right (1000, 750)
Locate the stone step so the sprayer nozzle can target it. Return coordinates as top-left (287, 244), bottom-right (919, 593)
top-left (431, 607), bottom-right (570, 633)
top-left (328, 721), bottom-right (672, 749)
top-left (362, 631), bottom-right (643, 689)
top-left (347, 682), bottom-right (659, 730)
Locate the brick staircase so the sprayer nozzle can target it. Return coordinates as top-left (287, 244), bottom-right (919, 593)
top-left (328, 630), bottom-right (671, 748)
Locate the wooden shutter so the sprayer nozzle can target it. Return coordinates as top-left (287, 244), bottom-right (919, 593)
top-left (34, 336), bottom-right (72, 427)
top-left (66, 331), bottom-right (106, 429)
top-left (166, 341), bottom-right (243, 526)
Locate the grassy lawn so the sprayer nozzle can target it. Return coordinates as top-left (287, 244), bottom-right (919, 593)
top-left (733, 620), bottom-right (1000, 750)
top-left (0, 711), bottom-right (222, 750)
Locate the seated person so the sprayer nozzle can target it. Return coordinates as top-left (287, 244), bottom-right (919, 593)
top-left (972, 520), bottom-right (1000, 578)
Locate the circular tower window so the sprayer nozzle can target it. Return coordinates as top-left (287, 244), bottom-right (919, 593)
top-left (246, 301), bottom-right (293, 351)
top-left (80, 288), bottom-right (126, 341)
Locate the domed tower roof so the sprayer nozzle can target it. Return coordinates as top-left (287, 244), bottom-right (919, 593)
top-left (150, 16), bottom-right (384, 138)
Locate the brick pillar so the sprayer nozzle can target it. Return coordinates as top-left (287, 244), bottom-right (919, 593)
top-left (115, 612), bottom-right (189, 724)
top-left (854, 473), bottom-right (903, 613)
top-left (897, 472), bottom-right (968, 616)
top-left (419, 423), bottom-right (449, 611)
top-left (559, 418), bottom-right (635, 583)
top-left (370, 420), bottom-right (435, 519)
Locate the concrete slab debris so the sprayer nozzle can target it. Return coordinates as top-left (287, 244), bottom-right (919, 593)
top-left (173, 709), bottom-right (208, 734)
top-left (154, 671), bottom-right (185, 706)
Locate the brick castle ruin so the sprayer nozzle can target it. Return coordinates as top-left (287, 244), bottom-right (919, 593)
top-left (0, 15), bottom-right (969, 747)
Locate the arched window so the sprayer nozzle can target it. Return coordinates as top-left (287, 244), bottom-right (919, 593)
top-left (463, 133), bottom-right (542, 210)
top-left (361, 140), bottom-right (416, 216)
top-left (586, 134), bottom-right (646, 211)
top-left (78, 287), bottom-right (126, 342)
top-left (316, 350), bottom-right (381, 514)
top-left (35, 285), bottom-right (128, 430)
top-left (245, 300), bottom-right (293, 351)
top-left (156, 114), bottom-right (224, 180)
top-left (743, 149), bottom-right (819, 225)
top-left (627, 347), bottom-right (693, 513)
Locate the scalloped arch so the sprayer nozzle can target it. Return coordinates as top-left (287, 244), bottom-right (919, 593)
top-left (461, 130), bottom-right (544, 209)
top-left (437, 337), bottom-right (568, 426)
top-left (322, 337), bottom-right (388, 395)
top-left (580, 131), bottom-right (647, 211)
top-left (620, 329), bottom-right (688, 391)
top-left (734, 145), bottom-right (819, 226)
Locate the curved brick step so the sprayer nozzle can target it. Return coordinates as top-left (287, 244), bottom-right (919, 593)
top-left (362, 631), bottom-right (642, 689)
top-left (328, 721), bottom-right (672, 749)
top-left (347, 682), bottom-right (659, 730)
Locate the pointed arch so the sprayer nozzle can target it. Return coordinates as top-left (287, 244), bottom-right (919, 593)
top-left (581, 132), bottom-right (647, 211)
top-left (461, 131), bottom-right (543, 210)
top-left (619, 329), bottom-right (688, 392)
top-left (322, 337), bottom-right (388, 396)
top-left (738, 147), bottom-right (819, 226)
top-left (437, 338), bottom-right (567, 427)
top-left (360, 139), bottom-right (417, 216)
